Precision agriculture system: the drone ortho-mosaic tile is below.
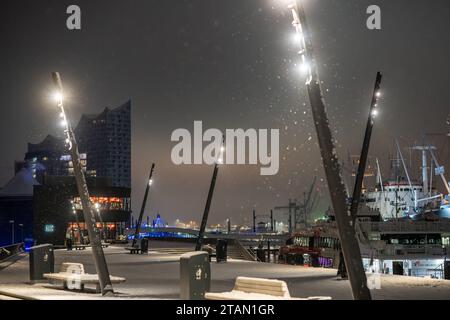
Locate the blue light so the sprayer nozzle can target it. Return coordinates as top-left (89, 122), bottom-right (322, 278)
top-left (24, 238), bottom-right (34, 252)
top-left (127, 231), bottom-right (196, 240)
top-left (439, 208), bottom-right (450, 219)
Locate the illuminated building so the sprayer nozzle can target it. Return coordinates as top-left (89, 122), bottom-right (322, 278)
top-left (9, 101), bottom-right (132, 245)
top-left (33, 176), bottom-right (131, 245)
top-left (18, 100), bottom-right (131, 188)
top-left (75, 100), bottom-right (131, 188)
top-left (22, 134), bottom-right (67, 182)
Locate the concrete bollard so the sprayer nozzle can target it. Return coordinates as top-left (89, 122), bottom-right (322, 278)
top-left (29, 244), bottom-right (54, 283)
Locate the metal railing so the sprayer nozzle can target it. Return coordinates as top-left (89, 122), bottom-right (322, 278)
top-left (358, 220), bottom-right (450, 233)
top-left (231, 239), bottom-right (257, 261)
top-left (0, 243), bottom-right (24, 262)
top-left (428, 264), bottom-right (444, 279)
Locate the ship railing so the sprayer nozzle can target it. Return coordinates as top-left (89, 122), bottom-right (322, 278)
top-left (429, 264), bottom-right (444, 279)
top-left (0, 243), bottom-right (24, 262)
top-left (378, 244), bottom-right (446, 257)
top-left (357, 220), bottom-right (450, 233)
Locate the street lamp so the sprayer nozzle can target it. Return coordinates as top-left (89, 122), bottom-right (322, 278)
top-left (53, 92), bottom-right (63, 103)
top-left (280, 1), bottom-right (371, 300)
top-left (51, 72), bottom-right (113, 295)
top-left (195, 136), bottom-right (225, 251)
top-left (18, 224), bottom-right (24, 243)
top-left (132, 163), bottom-right (155, 248)
top-left (9, 220), bottom-right (14, 244)
top-left (350, 72), bottom-right (382, 224)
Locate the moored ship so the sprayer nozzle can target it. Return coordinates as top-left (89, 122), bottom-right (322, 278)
top-left (279, 139), bottom-right (450, 279)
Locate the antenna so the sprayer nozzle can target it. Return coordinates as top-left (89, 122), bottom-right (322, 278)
top-left (396, 140), bottom-right (416, 207)
top-left (376, 158), bottom-right (384, 193)
top-left (428, 147), bottom-right (450, 195)
top-left (447, 114), bottom-right (450, 136)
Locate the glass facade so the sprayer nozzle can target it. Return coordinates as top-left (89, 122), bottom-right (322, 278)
top-left (75, 101), bottom-right (131, 188)
top-left (23, 101), bottom-right (131, 188)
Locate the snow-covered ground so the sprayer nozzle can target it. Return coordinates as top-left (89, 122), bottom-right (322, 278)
top-left (1, 243), bottom-right (450, 300)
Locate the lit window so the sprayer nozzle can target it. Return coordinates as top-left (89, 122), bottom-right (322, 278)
top-left (443, 237), bottom-right (450, 246)
top-left (45, 224), bottom-right (55, 233)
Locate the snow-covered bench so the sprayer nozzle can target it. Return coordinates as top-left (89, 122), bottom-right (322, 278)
top-left (205, 277), bottom-right (331, 300)
top-left (125, 247), bottom-right (146, 254)
top-left (72, 243), bottom-right (109, 250)
top-left (43, 262), bottom-right (125, 293)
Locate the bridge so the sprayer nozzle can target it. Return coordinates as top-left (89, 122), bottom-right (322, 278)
top-left (124, 227), bottom-right (289, 245)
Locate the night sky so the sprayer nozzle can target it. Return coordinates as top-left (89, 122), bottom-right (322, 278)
top-left (1, 0), bottom-right (449, 226)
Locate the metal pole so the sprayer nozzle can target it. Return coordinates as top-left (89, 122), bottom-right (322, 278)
top-left (9, 220), bottom-right (14, 244)
top-left (303, 191), bottom-right (307, 227)
top-left (71, 202), bottom-right (84, 244)
top-left (428, 147), bottom-right (450, 195)
top-left (253, 210), bottom-right (256, 233)
top-left (195, 136), bottom-right (224, 251)
top-left (422, 149), bottom-right (429, 195)
top-left (96, 205), bottom-right (104, 241)
top-left (290, 2), bottom-right (371, 300)
top-left (51, 72), bottom-right (113, 296)
top-left (350, 72), bottom-right (382, 222)
top-left (270, 210), bottom-right (274, 232)
top-left (429, 160), bottom-right (433, 196)
top-left (288, 211), bottom-right (292, 234)
top-left (19, 224), bottom-right (23, 242)
top-left (132, 163), bottom-right (155, 248)
top-left (195, 163), bottom-right (220, 251)
top-left (293, 204), bottom-right (297, 230)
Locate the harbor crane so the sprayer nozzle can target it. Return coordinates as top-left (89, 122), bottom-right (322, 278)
top-left (274, 177), bottom-right (318, 232)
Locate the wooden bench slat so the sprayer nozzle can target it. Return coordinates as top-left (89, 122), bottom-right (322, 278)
top-left (44, 273), bottom-right (125, 283)
top-left (233, 277), bottom-right (289, 297)
top-left (235, 281), bottom-right (286, 290)
top-left (43, 261), bottom-right (126, 292)
top-left (60, 263), bottom-right (84, 274)
top-left (205, 291), bottom-right (302, 300)
top-left (205, 276), bottom-right (331, 300)
top-left (234, 286), bottom-right (287, 297)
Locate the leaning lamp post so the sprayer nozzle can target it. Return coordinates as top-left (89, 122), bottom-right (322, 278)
top-left (195, 137), bottom-right (225, 251)
top-left (51, 72), bottom-right (114, 296)
top-left (132, 163), bottom-right (155, 248)
top-left (9, 220), bottom-right (15, 244)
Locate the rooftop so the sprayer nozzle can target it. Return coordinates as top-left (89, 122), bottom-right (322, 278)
top-left (0, 168), bottom-right (39, 198)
